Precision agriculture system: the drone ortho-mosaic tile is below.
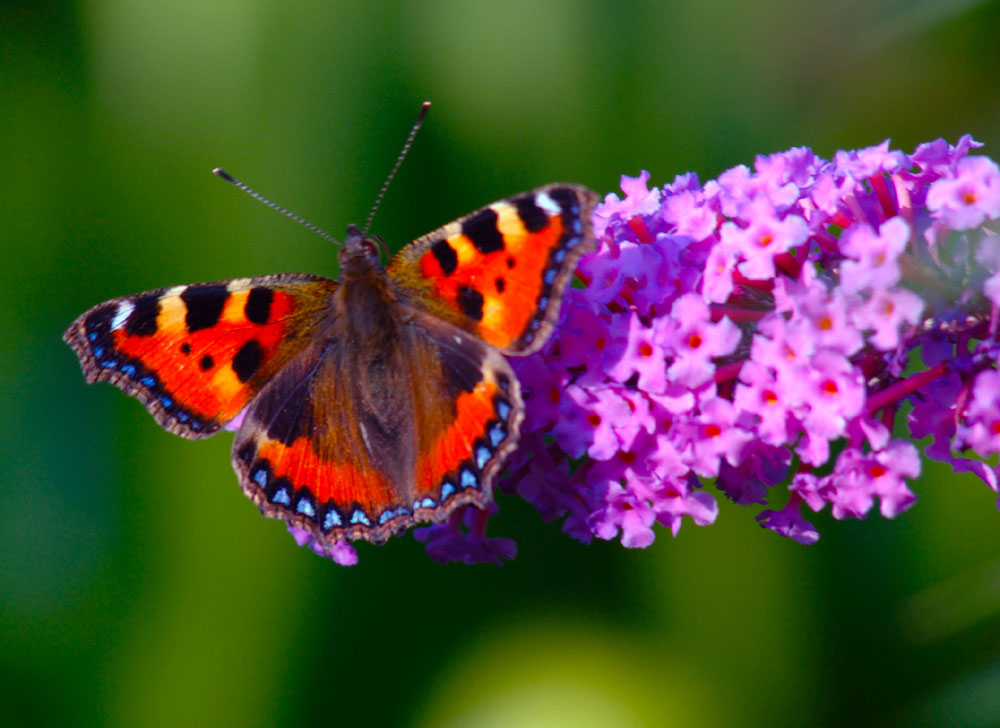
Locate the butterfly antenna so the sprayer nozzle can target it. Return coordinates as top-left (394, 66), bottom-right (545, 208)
top-left (361, 101), bottom-right (431, 237)
top-left (212, 168), bottom-right (342, 247)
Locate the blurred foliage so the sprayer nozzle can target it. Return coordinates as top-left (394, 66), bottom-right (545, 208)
top-left (3, 1), bottom-right (1000, 726)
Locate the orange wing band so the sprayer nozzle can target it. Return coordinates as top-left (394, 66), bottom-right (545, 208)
top-left (111, 289), bottom-right (297, 421)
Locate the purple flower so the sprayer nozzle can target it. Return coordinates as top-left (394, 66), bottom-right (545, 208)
top-left (720, 199), bottom-right (810, 279)
top-left (852, 287), bottom-right (924, 351)
top-left (926, 156), bottom-right (1000, 229)
top-left (819, 442), bottom-right (920, 520)
top-left (593, 170), bottom-right (662, 238)
top-left (588, 481), bottom-right (657, 548)
top-left (288, 526), bottom-right (359, 566)
top-left (412, 505), bottom-right (517, 566)
top-left (839, 218), bottom-right (909, 293)
top-left (801, 351), bottom-right (865, 441)
top-left (757, 495), bottom-right (819, 545)
top-left (661, 189), bottom-right (717, 240)
top-left (718, 443), bottom-right (790, 505)
top-left (296, 134), bottom-right (1000, 565)
top-left (495, 133), bottom-right (1000, 557)
top-left (733, 361), bottom-right (797, 446)
top-left (606, 312), bottom-right (669, 392)
top-left (681, 396), bottom-right (753, 478)
top-left (956, 370), bottom-right (1000, 456)
top-left (661, 294), bottom-right (740, 388)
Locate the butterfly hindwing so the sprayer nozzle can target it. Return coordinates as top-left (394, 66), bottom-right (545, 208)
top-left (231, 307), bottom-right (522, 545)
top-left (387, 184), bottom-right (598, 354)
top-left (406, 310), bottom-right (523, 526)
top-left (63, 274), bottom-right (337, 438)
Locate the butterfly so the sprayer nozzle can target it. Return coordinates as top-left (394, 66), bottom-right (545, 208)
top-left (64, 184), bottom-right (598, 552)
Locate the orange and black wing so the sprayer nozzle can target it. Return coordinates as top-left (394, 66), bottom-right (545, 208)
top-left (63, 274), bottom-right (337, 438)
top-left (231, 311), bottom-right (522, 545)
top-left (386, 184), bottom-right (597, 355)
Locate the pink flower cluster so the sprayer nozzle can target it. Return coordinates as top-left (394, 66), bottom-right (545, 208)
top-left (503, 135), bottom-right (1000, 554)
top-left (304, 135), bottom-right (1000, 565)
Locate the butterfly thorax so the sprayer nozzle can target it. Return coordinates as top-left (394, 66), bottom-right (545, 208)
top-left (335, 224), bottom-right (402, 355)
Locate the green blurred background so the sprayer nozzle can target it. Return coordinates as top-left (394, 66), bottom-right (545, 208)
top-left (4, 1), bottom-right (1000, 726)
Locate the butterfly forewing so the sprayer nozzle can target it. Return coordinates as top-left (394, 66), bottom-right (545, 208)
top-left (387, 184), bottom-right (598, 355)
top-left (63, 274), bottom-right (337, 438)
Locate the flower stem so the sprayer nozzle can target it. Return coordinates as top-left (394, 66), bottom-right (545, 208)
top-left (865, 362), bottom-right (949, 416)
top-left (710, 304), bottom-right (768, 323)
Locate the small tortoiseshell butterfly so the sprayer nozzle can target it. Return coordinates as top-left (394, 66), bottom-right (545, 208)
top-left (64, 181), bottom-right (597, 551)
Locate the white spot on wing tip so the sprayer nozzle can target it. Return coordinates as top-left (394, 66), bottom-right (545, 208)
top-left (163, 285), bottom-right (187, 301)
top-left (535, 191), bottom-right (560, 216)
top-left (111, 301), bottom-right (134, 331)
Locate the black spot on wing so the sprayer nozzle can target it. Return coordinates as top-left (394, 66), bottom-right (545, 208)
top-left (180, 342), bottom-right (191, 355)
top-left (182, 284), bottom-right (229, 333)
top-left (462, 208), bottom-right (504, 253)
top-left (494, 277), bottom-right (506, 293)
top-left (199, 354), bottom-right (214, 371)
top-left (125, 295), bottom-right (160, 337)
top-left (232, 339), bottom-right (263, 382)
top-left (245, 286), bottom-right (274, 324)
top-left (430, 239), bottom-right (458, 276)
top-left (456, 285), bottom-right (484, 321)
top-left (513, 194), bottom-right (549, 232)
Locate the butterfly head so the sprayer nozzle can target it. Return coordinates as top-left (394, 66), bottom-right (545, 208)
top-left (340, 224), bottom-right (384, 274)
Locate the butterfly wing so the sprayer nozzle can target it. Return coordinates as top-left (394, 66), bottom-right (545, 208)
top-left (386, 184), bottom-right (598, 355)
top-left (231, 308), bottom-right (522, 545)
top-left (63, 274), bottom-right (337, 438)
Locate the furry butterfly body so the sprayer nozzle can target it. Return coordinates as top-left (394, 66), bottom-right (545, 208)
top-left (65, 185), bottom-right (597, 551)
